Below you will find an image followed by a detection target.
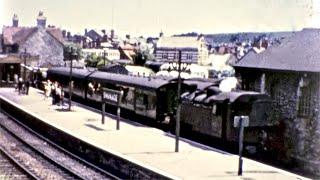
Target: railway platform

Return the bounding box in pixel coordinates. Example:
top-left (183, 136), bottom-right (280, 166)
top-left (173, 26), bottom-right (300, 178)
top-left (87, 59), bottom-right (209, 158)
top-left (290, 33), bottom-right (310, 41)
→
top-left (0, 87), bottom-right (310, 180)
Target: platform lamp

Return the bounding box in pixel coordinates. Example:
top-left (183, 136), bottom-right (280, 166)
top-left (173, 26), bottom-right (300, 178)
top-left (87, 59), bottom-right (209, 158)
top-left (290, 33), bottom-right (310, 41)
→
top-left (68, 47), bottom-right (77, 111)
top-left (19, 48), bottom-right (31, 82)
top-left (173, 49), bottom-right (187, 153)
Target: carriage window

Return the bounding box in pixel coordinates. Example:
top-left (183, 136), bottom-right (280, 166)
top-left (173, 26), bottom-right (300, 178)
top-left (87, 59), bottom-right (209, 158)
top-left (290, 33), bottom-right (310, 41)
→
top-left (135, 91), bottom-right (146, 109)
top-left (147, 95), bottom-right (156, 110)
top-left (298, 86), bottom-right (312, 118)
top-left (122, 88), bottom-right (134, 105)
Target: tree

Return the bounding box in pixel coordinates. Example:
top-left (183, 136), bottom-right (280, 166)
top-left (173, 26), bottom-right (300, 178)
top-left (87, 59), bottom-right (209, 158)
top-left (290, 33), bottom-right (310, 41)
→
top-left (63, 42), bottom-right (82, 61)
top-left (133, 50), bottom-right (147, 66)
top-left (84, 53), bottom-right (98, 67)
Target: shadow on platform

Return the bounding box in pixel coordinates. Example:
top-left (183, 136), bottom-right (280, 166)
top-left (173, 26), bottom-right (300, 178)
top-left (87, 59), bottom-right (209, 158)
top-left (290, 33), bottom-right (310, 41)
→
top-left (124, 151), bottom-right (179, 155)
top-left (84, 123), bottom-right (106, 131)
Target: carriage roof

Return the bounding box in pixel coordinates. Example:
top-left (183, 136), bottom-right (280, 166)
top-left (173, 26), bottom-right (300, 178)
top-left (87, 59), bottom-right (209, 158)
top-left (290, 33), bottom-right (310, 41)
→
top-left (88, 71), bottom-right (175, 91)
top-left (48, 67), bottom-right (93, 79)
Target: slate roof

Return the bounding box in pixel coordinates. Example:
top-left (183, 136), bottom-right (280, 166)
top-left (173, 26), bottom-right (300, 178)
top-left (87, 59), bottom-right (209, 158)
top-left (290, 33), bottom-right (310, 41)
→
top-left (48, 67), bottom-right (93, 79)
top-left (157, 36), bottom-right (201, 49)
top-left (232, 29), bottom-right (320, 73)
top-left (88, 71), bottom-right (172, 91)
top-left (2, 26), bottom-right (64, 45)
top-left (204, 31), bottom-right (293, 45)
top-left (98, 64), bottom-right (129, 75)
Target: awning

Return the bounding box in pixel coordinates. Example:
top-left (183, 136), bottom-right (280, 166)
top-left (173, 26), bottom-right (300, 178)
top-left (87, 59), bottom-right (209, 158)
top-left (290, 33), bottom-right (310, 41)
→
top-left (0, 55), bottom-right (22, 63)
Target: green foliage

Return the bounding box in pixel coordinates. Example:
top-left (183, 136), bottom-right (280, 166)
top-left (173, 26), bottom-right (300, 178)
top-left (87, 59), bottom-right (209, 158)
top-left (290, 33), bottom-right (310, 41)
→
top-left (85, 53), bottom-right (111, 68)
top-left (63, 42), bottom-right (82, 61)
top-left (85, 53), bottom-right (98, 67)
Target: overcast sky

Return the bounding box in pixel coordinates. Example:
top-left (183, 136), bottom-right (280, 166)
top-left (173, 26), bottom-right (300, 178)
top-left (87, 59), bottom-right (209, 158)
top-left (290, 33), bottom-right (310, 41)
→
top-left (1, 0), bottom-right (318, 37)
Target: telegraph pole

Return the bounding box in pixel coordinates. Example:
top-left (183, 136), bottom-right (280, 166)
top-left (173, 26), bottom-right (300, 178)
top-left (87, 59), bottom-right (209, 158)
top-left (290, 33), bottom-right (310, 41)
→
top-left (175, 50), bottom-right (182, 152)
top-left (68, 47), bottom-right (74, 111)
top-left (20, 48), bottom-right (30, 82)
top-left (103, 50), bottom-right (106, 66)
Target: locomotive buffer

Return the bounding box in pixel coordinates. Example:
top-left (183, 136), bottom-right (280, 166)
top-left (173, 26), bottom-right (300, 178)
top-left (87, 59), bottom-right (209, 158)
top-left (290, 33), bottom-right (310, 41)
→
top-left (234, 116), bottom-right (249, 176)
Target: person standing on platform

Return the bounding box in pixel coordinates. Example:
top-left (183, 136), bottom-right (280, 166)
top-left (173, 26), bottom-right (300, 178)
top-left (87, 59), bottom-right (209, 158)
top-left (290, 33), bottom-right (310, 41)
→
top-left (60, 88), bottom-right (65, 107)
top-left (25, 80), bottom-right (30, 95)
top-left (51, 81), bottom-right (56, 105)
top-left (45, 80), bottom-right (52, 99)
top-left (14, 74), bottom-right (18, 91)
top-left (55, 84), bottom-right (61, 106)
top-left (18, 77), bottom-right (23, 95)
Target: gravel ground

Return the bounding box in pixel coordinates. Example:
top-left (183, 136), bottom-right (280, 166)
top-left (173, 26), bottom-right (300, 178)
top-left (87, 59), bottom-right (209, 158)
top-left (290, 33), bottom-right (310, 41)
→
top-left (0, 113), bottom-right (114, 180)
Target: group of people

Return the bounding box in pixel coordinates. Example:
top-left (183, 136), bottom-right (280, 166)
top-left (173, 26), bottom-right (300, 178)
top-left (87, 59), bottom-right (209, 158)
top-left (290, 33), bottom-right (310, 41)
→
top-left (44, 80), bottom-right (64, 106)
top-left (88, 82), bottom-right (101, 97)
top-left (14, 74), bottom-right (30, 95)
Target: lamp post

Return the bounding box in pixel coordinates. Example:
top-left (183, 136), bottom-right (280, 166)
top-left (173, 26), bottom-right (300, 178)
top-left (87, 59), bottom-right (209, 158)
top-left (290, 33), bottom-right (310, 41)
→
top-left (103, 49), bottom-right (106, 67)
top-left (68, 47), bottom-right (76, 111)
top-left (175, 50), bottom-right (182, 152)
top-left (20, 48), bottom-right (31, 82)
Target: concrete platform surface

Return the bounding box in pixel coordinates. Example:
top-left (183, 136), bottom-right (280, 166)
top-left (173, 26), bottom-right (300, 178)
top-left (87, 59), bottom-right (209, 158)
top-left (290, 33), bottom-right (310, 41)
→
top-left (0, 88), bottom-right (310, 180)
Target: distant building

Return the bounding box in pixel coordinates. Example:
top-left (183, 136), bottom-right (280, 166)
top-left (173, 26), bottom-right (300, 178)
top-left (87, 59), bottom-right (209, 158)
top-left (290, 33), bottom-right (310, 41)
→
top-left (1, 12), bottom-right (64, 68)
top-left (232, 28), bottom-right (320, 176)
top-left (118, 42), bottom-right (136, 61)
top-left (155, 35), bottom-right (209, 65)
top-left (80, 29), bottom-right (119, 49)
top-left (82, 48), bottom-right (120, 61)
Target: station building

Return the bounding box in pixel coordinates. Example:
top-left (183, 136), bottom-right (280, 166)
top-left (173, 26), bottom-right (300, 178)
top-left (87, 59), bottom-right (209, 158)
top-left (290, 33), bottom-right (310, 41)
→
top-left (232, 28), bottom-right (320, 175)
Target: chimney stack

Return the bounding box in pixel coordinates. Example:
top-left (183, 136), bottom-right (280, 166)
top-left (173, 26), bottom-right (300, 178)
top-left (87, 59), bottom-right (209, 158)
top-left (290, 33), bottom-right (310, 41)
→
top-left (12, 14), bottom-right (19, 27)
top-left (36, 11), bottom-right (46, 28)
top-left (111, 29), bottom-right (115, 39)
top-left (67, 31), bottom-right (71, 40)
top-left (159, 31), bottom-right (164, 37)
top-left (62, 30), bottom-right (66, 38)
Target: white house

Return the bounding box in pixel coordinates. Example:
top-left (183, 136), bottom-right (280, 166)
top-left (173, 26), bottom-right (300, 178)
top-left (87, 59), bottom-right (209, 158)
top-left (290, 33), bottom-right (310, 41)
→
top-left (82, 48), bottom-right (120, 61)
top-left (155, 35), bottom-right (209, 65)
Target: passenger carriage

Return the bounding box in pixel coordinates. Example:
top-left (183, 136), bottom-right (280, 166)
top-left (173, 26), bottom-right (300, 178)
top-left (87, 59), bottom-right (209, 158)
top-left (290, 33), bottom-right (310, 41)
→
top-left (47, 67), bottom-right (191, 123)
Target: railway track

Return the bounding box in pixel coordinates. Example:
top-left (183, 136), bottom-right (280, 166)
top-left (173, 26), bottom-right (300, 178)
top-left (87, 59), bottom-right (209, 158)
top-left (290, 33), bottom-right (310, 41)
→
top-left (0, 146), bottom-right (36, 180)
top-left (0, 111), bottom-right (122, 180)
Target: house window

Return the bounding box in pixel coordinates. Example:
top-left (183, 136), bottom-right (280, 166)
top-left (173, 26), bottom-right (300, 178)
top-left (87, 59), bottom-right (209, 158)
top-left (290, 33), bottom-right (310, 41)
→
top-left (298, 86), bottom-right (312, 118)
top-left (162, 53), bottom-right (168, 59)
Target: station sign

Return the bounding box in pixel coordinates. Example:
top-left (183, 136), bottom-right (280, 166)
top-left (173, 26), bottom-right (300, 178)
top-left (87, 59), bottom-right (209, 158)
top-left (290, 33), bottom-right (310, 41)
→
top-left (103, 91), bottom-right (118, 103)
top-left (102, 88), bottom-right (123, 106)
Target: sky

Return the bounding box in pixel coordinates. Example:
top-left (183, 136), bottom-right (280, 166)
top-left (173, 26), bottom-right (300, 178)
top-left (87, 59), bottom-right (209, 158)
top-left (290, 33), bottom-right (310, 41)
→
top-left (0, 0), bottom-right (318, 37)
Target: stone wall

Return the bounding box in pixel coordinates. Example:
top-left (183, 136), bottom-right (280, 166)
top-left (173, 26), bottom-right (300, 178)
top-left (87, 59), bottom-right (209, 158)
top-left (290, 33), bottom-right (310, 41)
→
top-left (239, 70), bottom-right (320, 175)
top-left (19, 28), bottom-right (64, 67)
